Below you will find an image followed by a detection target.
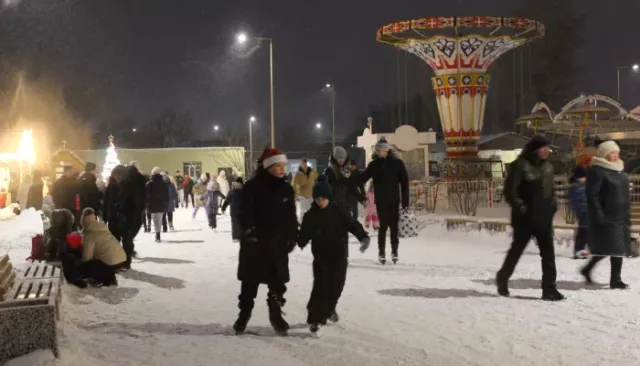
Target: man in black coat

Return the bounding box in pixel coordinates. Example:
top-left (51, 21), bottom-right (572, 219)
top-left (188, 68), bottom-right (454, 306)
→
top-left (323, 146), bottom-right (364, 212)
top-left (52, 165), bottom-right (79, 214)
top-left (360, 138), bottom-right (409, 265)
top-left (234, 148), bottom-right (298, 336)
top-left (146, 167), bottom-right (169, 243)
top-left (79, 162), bottom-right (103, 217)
top-left (496, 135), bottom-right (564, 301)
top-left (298, 176), bottom-right (369, 335)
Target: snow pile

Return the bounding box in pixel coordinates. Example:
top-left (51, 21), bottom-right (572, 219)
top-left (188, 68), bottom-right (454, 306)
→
top-left (0, 208), bottom-right (43, 258)
top-left (0, 204), bottom-right (21, 221)
top-left (3, 350), bottom-right (57, 366)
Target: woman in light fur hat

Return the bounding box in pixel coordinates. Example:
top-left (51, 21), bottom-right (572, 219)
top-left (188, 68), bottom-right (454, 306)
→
top-left (581, 140), bottom-right (631, 289)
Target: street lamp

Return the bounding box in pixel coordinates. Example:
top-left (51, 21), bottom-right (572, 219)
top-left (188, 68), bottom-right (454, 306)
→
top-left (213, 125), bottom-right (219, 131)
top-left (132, 128), bottom-right (137, 132)
top-left (617, 63), bottom-right (639, 101)
top-left (325, 83), bottom-right (336, 148)
top-left (236, 32), bottom-right (275, 148)
top-left (249, 116), bottom-right (256, 166)
top-left (315, 122), bottom-right (322, 129)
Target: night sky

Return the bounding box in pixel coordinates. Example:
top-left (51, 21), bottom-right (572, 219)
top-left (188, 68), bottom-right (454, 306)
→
top-left (0, 0), bottom-right (639, 146)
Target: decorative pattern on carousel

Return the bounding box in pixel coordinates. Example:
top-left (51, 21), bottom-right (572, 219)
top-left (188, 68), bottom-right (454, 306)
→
top-left (432, 74), bottom-right (489, 157)
top-left (376, 16), bottom-right (544, 158)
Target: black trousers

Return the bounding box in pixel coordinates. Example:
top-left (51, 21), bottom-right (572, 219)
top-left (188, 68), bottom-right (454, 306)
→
top-left (162, 212), bottom-right (174, 231)
top-left (231, 216), bottom-right (242, 240)
top-left (307, 260), bottom-right (348, 324)
top-left (184, 191), bottom-right (195, 208)
top-left (78, 260), bottom-right (125, 286)
top-left (574, 227), bottom-right (588, 254)
top-left (108, 222), bottom-right (122, 243)
top-left (583, 256), bottom-right (623, 283)
top-left (377, 204), bottom-right (399, 256)
top-left (208, 213), bottom-right (217, 229)
top-left (350, 199), bottom-right (359, 219)
top-left (498, 221), bottom-right (557, 289)
top-left (238, 280), bottom-right (287, 312)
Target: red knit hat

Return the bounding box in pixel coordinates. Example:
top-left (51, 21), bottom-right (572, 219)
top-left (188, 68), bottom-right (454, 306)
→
top-left (258, 147), bottom-right (287, 168)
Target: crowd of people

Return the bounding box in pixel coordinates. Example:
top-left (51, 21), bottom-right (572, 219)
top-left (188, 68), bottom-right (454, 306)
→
top-left (18, 136), bottom-right (412, 336)
top-left (497, 136), bottom-right (632, 302)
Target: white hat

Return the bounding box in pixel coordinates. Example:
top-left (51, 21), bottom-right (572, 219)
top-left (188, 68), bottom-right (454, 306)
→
top-left (597, 141), bottom-right (620, 158)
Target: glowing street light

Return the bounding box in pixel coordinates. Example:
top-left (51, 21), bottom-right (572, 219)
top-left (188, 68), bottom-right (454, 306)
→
top-left (249, 116), bottom-right (257, 165)
top-left (213, 125), bottom-right (219, 131)
top-left (132, 128), bottom-right (137, 132)
top-left (617, 63), bottom-right (640, 101)
top-left (236, 32), bottom-right (248, 44)
top-left (316, 122), bottom-right (322, 129)
top-left (235, 31), bottom-right (275, 148)
top-left (250, 116), bottom-right (256, 123)
top-left (324, 83), bottom-right (336, 148)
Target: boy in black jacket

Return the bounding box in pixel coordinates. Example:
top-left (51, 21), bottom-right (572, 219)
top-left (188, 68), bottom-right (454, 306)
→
top-left (298, 176), bottom-right (370, 336)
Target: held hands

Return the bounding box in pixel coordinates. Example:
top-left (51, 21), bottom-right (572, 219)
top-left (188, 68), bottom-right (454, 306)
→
top-left (287, 240), bottom-right (297, 253)
top-left (359, 237), bottom-right (371, 253)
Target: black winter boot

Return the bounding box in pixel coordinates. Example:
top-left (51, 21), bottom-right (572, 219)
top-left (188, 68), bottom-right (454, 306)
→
top-left (541, 287), bottom-right (565, 301)
top-left (233, 309), bottom-right (252, 334)
top-left (496, 272), bottom-right (510, 297)
top-left (155, 233), bottom-right (161, 243)
top-left (267, 295), bottom-right (289, 335)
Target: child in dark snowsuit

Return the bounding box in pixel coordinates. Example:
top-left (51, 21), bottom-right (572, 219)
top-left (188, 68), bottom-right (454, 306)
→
top-left (297, 176), bottom-right (370, 336)
top-left (221, 177), bottom-right (243, 241)
top-left (568, 165), bottom-right (589, 259)
top-left (206, 181), bottom-right (226, 230)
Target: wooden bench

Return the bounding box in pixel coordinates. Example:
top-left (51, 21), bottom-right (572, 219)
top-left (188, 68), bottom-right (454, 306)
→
top-left (0, 256), bottom-right (62, 363)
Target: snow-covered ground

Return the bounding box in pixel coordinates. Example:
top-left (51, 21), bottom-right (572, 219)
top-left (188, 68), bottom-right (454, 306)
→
top-left (2, 209), bottom-right (640, 366)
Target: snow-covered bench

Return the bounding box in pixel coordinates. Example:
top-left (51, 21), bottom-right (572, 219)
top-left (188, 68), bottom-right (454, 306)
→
top-left (0, 257), bottom-right (62, 363)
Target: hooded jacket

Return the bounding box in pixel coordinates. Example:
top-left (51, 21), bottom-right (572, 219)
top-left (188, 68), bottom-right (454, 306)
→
top-left (323, 155), bottom-right (364, 208)
top-left (293, 166), bottom-right (319, 199)
top-left (503, 140), bottom-right (557, 227)
top-left (81, 221), bottom-right (127, 265)
top-left (145, 174), bottom-right (169, 213)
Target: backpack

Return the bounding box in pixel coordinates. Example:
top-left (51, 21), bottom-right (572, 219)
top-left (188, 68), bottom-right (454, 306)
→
top-left (26, 234), bottom-right (45, 262)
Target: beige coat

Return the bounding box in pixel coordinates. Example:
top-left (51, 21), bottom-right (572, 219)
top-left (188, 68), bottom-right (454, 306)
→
top-left (292, 167), bottom-right (318, 198)
top-left (81, 222), bottom-right (127, 265)
top-left (193, 180), bottom-right (208, 208)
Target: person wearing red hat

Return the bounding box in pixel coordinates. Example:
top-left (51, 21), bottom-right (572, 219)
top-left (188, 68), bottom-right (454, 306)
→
top-left (234, 147), bottom-right (298, 335)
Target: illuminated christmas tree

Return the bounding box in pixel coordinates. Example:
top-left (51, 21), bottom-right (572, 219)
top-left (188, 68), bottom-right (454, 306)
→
top-left (101, 135), bottom-right (121, 180)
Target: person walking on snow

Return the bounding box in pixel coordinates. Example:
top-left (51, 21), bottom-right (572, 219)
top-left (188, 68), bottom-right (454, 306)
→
top-left (206, 181), bottom-right (226, 231)
top-left (79, 162), bottom-right (103, 218)
top-left (221, 177), bottom-right (244, 241)
top-left (182, 175), bottom-right (195, 208)
top-left (496, 135), bottom-right (564, 301)
top-left (161, 172), bottom-right (179, 232)
top-left (292, 158), bottom-right (318, 222)
top-left (580, 141), bottom-right (631, 289)
top-left (297, 176), bottom-right (370, 336)
top-left (567, 165), bottom-right (589, 259)
top-left (234, 147), bottom-right (298, 336)
top-left (359, 138), bottom-right (409, 265)
top-left (146, 167), bottom-right (169, 242)
top-left (191, 174), bottom-right (208, 218)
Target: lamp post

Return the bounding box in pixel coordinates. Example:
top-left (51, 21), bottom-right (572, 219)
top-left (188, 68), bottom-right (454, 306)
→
top-left (325, 83), bottom-right (336, 148)
top-left (617, 63), bottom-right (639, 102)
top-left (315, 122), bottom-right (322, 130)
top-left (237, 32), bottom-right (275, 148)
top-left (249, 116), bottom-right (256, 165)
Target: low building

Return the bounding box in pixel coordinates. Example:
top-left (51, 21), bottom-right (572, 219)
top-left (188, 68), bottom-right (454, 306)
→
top-left (72, 146), bottom-right (246, 179)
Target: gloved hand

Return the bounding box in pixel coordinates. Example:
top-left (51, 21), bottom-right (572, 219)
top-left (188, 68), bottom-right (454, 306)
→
top-left (243, 228), bottom-right (258, 244)
top-left (359, 237), bottom-right (370, 253)
top-left (287, 240), bottom-right (297, 253)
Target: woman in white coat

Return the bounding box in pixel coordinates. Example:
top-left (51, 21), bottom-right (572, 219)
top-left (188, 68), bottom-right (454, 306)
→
top-left (216, 170), bottom-right (230, 214)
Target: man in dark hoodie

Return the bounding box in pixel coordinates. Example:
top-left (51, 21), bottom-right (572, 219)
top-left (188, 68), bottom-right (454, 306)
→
top-left (360, 138), bottom-right (409, 265)
top-left (496, 135), bottom-right (564, 301)
top-left (323, 146), bottom-right (364, 213)
top-left (79, 162), bottom-right (103, 218)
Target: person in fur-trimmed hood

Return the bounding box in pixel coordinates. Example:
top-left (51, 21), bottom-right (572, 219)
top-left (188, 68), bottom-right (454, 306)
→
top-left (580, 140), bottom-right (631, 289)
top-left (298, 175), bottom-right (370, 336)
top-left (359, 137), bottom-right (409, 265)
top-left (496, 135), bottom-right (563, 301)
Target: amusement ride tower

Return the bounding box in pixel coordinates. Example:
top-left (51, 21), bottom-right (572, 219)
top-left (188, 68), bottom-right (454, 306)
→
top-left (377, 16), bottom-right (545, 173)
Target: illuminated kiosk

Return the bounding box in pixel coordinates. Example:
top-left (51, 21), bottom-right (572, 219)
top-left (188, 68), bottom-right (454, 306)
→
top-left (376, 16), bottom-right (545, 178)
